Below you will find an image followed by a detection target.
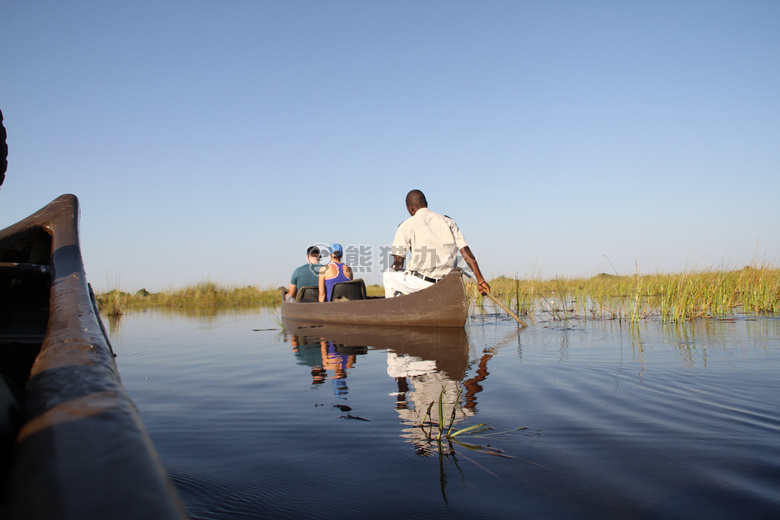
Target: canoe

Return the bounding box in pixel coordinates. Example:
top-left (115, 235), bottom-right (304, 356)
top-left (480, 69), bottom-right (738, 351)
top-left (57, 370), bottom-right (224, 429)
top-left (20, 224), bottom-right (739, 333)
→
top-left (0, 195), bottom-right (187, 519)
top-left (281, 268), bottom-right (469, 327)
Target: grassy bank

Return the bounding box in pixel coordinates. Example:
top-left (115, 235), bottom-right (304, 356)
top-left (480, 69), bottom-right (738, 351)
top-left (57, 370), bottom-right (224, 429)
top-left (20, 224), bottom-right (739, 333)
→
top-left (95, 281), bottom-right (385, 317)
top-left (482, 265), bottom-right (780, 322)
top-left (96, 282), bottom-right (277, 317)
top-left (96, 266), bottom-right (780, 322)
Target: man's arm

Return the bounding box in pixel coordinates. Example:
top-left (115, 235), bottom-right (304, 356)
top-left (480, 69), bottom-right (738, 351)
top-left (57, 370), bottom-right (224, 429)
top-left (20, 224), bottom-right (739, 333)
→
top-left (287, 283), bottom-right (298, 300)
top-left (391, 255), bottom-right (405, 271)
top-left (390, 221), bottom-right (410, 272)
top-left (459, 246), bottom-right (490, 294)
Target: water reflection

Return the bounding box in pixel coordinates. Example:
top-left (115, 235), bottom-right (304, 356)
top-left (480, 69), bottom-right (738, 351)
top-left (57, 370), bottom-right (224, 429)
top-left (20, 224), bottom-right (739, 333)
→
top-left (105, 306), bottom-right (278, 336)
top-left (282, 321), bottom-right (493, 448)
top-left (387, 338), bottom-right (492, 457)
top-left (287, 330), bottom-right (364, 399)
top-left (107, 309), bottom-right (780, 518)
top-left (282, 320), bottom-right (507, 501)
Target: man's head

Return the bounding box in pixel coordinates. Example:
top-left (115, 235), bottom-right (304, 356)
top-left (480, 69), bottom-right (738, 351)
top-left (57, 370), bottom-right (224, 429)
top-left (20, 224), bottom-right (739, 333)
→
top-left (405, 189), bottom-right (428, 216)
top-left (306, 246), bottom-right (321, 263)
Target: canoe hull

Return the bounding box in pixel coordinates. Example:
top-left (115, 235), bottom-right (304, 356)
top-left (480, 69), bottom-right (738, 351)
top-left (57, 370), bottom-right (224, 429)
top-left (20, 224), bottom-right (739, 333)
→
top-left (0, 195), bottom-right (187, 519)
top-left (281, 269), bottom-right (469, 327)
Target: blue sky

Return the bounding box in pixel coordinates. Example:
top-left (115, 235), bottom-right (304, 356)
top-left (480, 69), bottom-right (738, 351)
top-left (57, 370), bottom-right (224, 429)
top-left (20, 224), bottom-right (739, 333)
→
top-left (2, 1), bottom-right (778, 292)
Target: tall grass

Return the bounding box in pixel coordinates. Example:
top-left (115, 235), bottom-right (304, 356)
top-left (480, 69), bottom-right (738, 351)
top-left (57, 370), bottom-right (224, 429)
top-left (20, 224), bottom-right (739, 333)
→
top-left (96, 281), bottom-right (281, 315)
top-left (98, 266), bottom-right (779, 322)
top-left (96, 281), bottom-right (385, 315)
top-left (484, 265), bottom-right (780, 322)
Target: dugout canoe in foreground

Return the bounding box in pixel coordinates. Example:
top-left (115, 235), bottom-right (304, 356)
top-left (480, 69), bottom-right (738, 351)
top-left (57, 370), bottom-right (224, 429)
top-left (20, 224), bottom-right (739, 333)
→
top-left (0, 194), bottom-right (187, 519)
top-left (280, 268), bottom-right (469, 328)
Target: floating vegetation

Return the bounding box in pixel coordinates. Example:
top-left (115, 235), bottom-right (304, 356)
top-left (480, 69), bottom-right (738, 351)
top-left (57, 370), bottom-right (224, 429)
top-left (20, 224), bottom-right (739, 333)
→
top-left (333, 404), bottom-right (370, 421)
top-left (414, 385), bottom-right (544, 505)
top-left (417, 385), bottom-right (527, 459)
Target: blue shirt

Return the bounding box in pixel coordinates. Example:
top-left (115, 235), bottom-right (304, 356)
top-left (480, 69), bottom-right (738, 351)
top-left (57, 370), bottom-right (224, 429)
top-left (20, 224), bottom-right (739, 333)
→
top-left (290, 262), bottom-right (323, 288)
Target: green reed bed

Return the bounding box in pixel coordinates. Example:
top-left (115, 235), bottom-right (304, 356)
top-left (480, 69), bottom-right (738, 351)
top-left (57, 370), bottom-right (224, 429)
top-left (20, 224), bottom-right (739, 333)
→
top-left (483, 265), bottom-right (780, 323)
top-left (96, 282), bottom-right (281, 316)
top-left (98, 267), bottom-right (778, 322)
top-left (468, 275), bottom-right (538, 319)
top-left (96, 281), bottom-right (386, 316)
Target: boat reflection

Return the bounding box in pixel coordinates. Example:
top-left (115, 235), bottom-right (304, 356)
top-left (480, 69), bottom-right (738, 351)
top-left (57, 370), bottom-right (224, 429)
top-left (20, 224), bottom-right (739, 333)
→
top-left (285, 322), bottom-right (368, 400)
top-left (282, 320), bottom-right (493, 454)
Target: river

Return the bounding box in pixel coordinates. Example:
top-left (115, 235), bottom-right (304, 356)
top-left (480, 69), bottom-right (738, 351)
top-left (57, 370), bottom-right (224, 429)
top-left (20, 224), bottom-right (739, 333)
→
top-left (106, 307), bottom-right (780, 519)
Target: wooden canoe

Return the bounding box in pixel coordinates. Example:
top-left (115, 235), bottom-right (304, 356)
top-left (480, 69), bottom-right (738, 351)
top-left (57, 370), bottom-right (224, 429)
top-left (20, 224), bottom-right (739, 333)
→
top-left (0, 195), bottom-right (187, 519)
top-left (281, 268), bottom-right (469, 327)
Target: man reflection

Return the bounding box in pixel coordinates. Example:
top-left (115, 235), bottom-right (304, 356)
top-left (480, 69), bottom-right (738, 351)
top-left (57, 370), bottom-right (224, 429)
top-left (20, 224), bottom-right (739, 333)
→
top-left (388, 349), bottom-right (494, 453)
top-left (463, 350), bottom-right (494, 411)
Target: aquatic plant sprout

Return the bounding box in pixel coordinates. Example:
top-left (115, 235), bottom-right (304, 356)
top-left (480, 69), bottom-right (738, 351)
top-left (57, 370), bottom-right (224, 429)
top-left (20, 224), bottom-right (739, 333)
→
top-left (416, 385), bottom-right (526, 459)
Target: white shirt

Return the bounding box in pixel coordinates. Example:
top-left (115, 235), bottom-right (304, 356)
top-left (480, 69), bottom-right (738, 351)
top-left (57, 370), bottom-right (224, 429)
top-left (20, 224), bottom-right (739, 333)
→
top-left (390, 207), bottom-right (468, 279)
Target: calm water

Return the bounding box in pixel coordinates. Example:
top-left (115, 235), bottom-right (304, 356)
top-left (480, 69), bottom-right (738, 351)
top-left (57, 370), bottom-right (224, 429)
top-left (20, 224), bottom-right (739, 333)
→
top-left (106, 308), bottom-right (780, 519)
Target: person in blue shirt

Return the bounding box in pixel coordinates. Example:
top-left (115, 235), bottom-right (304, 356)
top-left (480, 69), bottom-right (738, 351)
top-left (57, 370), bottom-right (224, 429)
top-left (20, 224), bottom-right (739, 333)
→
top-left (319, 243), bottom-right (354, 302)
top-left (286, 246), bottom-right (325, 301)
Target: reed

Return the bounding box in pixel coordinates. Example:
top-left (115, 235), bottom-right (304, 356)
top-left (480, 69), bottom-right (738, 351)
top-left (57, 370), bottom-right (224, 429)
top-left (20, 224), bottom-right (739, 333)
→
top-left (487, 264), bottom-right (780, 322)
top-left (417, 385), bottom-right (521, 458)
top-left (96, 282), bottom-right (281, 312)
top-left (96, 281), bottom-right (385, 313)
top-left (96, 265), bottom-right (779, 321)
top-left (100, 289), bottom-right (127, 317)
top-left (366, 284), bottom-right (384, 297)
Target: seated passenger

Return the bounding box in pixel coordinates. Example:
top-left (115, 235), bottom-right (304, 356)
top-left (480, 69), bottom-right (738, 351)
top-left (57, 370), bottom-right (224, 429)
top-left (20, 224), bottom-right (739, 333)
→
top-left (287, 246), bottom-right (325, 302)
top-left (319, 243), bottom-right (353, 302)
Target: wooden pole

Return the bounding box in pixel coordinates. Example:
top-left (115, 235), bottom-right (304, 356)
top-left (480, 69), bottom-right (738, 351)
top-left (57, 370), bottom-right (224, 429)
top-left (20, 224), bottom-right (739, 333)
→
top-left (484, 291), bottom-right (528, 327)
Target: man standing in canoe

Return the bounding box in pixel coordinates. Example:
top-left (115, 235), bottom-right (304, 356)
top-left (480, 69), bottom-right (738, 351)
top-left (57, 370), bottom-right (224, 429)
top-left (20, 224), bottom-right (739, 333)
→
top-left (383, 189), bottom-right (491, 298)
